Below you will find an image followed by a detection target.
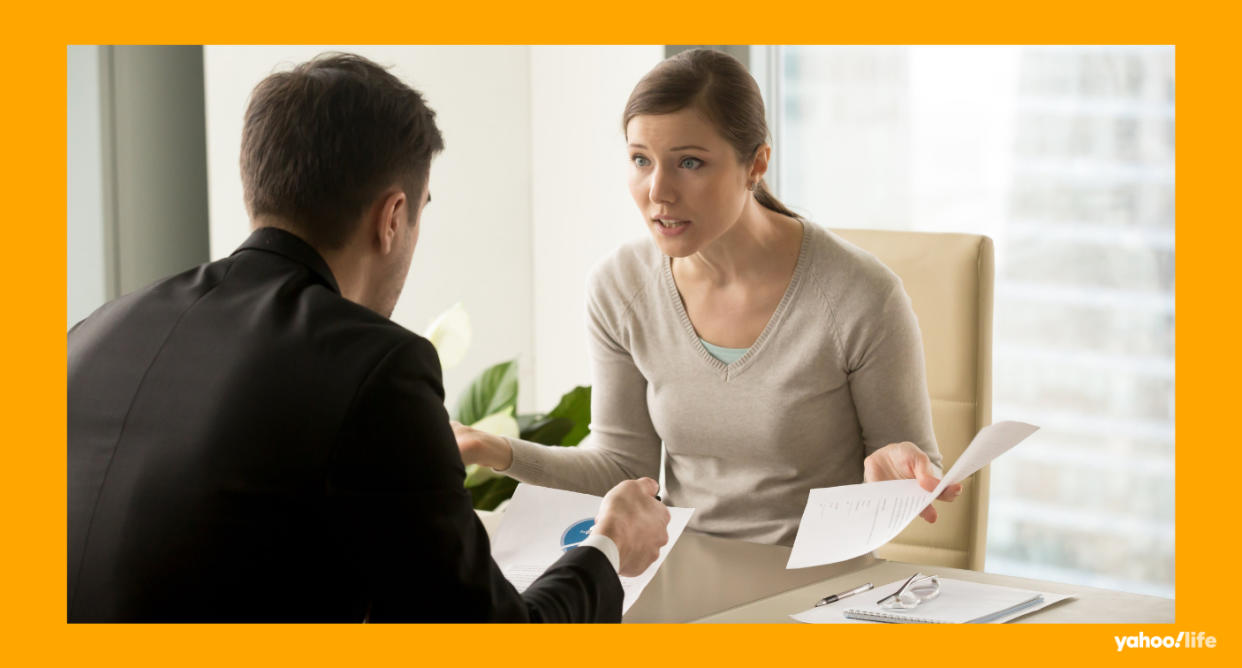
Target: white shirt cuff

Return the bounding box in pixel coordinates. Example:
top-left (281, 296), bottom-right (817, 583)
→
top-left (577, 533), bottom-right (621, 573)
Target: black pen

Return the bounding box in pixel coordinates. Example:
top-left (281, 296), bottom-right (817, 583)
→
top-left (814, 582), bottom-right (873, 607)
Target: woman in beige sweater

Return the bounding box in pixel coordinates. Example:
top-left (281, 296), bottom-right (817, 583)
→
top-left (454, 49), bottom-right (960, 546)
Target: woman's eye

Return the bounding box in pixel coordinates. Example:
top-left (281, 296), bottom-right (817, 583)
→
top-left (632, 155), bottom-right (650, 167)
top-left (680, 157), bottom-right (703, 169)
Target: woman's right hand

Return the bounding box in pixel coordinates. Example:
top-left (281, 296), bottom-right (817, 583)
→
top-left (450, 421), bottom-right (514, 471)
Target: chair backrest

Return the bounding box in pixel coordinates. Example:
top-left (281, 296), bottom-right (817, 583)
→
top-left (831, 228), bottom-right (994, 571)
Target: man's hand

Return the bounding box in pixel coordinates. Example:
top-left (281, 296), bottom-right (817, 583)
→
top-left (593, 478), bottom-right (670, 577)
top-left (863, 442), bottom-right (962, 523)
top-left (451, 421), bottom-right (513, 471)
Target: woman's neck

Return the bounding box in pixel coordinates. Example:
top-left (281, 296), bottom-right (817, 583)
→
top-left (679, 201), bottom-right (801, 287)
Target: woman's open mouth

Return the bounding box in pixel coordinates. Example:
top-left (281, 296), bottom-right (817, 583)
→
top-left (653, 217), bottom-right (691, 236)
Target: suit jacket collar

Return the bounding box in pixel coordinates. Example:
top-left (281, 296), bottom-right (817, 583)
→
top-left (233, 227), bottom-right (341, 294)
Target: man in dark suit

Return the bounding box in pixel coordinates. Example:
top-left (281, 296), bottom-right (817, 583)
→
top-left (67, 53), bottom-right (670, 622)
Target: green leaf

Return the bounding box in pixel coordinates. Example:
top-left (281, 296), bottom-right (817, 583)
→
top-left (455, 359), bottom-right (518, 425)
top-left (459, 379), bottom-right (590, 511)
top-left (545, 385), bottom-right (592, 446)
top-left (469, 476), bottom-right (519, 511)
top-left (516, 412), bottom-right (544, 433)
top-left (519, 416), bottom-right (575, 445)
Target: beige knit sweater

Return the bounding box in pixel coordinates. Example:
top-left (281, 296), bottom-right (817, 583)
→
top-left (506, 221), bottom-right (940, 546)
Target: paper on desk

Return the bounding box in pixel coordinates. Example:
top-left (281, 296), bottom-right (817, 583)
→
top-left (789, 577), bottom-right (1073, 623)
top-left (490, 483), bottom-right (694, 613)
top-left (787, 421), bottom-right (1038, 569)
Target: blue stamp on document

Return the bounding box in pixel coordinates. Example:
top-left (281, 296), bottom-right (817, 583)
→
top-left (560, 518), bottom-right (595, 552)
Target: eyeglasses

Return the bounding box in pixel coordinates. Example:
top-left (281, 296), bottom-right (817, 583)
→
top-left (876, 573), bottom-right (941, 609)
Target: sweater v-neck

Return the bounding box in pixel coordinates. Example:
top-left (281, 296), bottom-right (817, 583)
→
top-left (661, 219), bottom-right (812, 379)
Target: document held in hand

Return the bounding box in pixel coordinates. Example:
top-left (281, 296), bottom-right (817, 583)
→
top-left (787, 421), bottom-right (1039, 569)
top-left (490, 483), bottom-right (695, 613)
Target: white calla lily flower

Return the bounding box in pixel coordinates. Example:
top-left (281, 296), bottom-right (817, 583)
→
top-left (463, 407), bottom-right (520, 487)
top-left (464, 463), bottom-right (498, 487)
top-left (424, 302), bottom-right (471, 370)
top-left (470, 407), bottom-right (520, 438)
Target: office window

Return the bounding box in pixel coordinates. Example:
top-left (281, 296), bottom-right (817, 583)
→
top-left (767, 46), bottom-right (1174, 596)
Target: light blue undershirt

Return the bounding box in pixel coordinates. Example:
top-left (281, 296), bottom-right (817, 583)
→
top-left (699, 338), bottom-right (749, 365)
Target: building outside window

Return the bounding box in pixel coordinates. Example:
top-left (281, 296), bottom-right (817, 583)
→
top-left (766, 45), bottom-right (1174, 597)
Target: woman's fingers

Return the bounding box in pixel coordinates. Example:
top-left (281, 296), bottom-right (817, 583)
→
top-left (937, 482), bottom-right (963, 501)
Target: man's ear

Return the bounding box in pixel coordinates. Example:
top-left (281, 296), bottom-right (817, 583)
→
top-left (373, 189), bottom-right (407, 255)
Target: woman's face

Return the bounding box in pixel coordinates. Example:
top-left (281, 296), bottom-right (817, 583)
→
top-left (626, 108), bottom-right (755, 258)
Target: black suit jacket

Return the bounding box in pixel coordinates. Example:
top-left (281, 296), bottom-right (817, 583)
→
top-left (67, 227), bottom-right (621, 622)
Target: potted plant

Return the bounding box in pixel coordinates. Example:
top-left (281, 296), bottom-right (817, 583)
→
top-left (424, 303), bottom-right (590, 510)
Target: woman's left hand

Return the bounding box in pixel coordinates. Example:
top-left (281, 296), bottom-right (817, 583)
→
top-left (863, 442), bottom-right (962, 523)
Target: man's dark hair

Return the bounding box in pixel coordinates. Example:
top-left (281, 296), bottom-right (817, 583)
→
top-left (241, 52), bottom-right (444, 249)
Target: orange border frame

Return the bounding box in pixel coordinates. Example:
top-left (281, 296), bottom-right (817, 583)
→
top-left (6, 1), bottom-right (1232, 665)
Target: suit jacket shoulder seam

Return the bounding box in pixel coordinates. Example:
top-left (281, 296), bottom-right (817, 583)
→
top-left (69, 259), bottom-right (238, 613)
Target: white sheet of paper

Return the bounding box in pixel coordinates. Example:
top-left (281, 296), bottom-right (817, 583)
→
top-left (787, 421), bottom-right (1038, 569)
top-left (490, 483), bottom-right (694, 614)
top-left (789, 577), bottom-right (1073, 623)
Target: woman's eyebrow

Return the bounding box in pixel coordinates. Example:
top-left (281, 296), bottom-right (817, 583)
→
top-left (627, 143), bottom-right (712, 152)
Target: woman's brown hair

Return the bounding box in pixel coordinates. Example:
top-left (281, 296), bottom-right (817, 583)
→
top-left (622, 48), bottom-right (801, 220)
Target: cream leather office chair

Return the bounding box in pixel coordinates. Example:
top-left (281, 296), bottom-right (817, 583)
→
top-left (832, 228), bottom-right (994, 571)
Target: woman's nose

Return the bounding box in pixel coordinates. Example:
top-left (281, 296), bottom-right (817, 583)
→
top-left (649, 166), bottom-right (675, 204)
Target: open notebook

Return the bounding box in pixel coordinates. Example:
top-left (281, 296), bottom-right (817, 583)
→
top-left (843, 578), bottom-right (1044, 624)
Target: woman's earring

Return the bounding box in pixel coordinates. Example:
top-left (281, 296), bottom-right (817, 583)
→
top-left (748, 181), bottom-right (757, 191)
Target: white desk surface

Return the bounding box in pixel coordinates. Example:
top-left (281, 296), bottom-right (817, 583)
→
top-left (692, 555), bottom-right (1173, 623)
top-left (476, 510), bottom-right (1173, 623)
